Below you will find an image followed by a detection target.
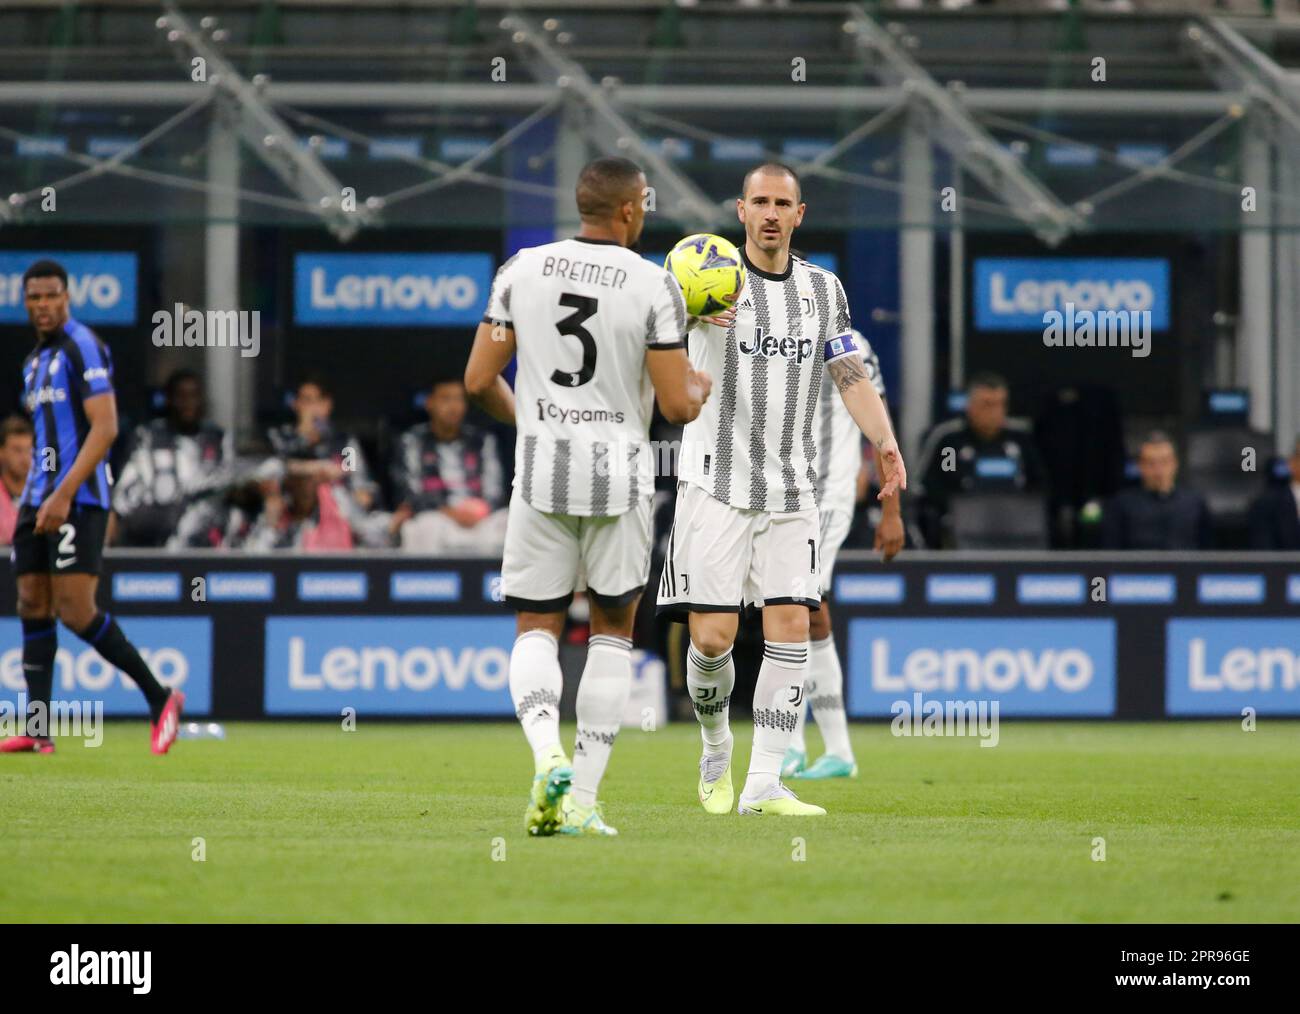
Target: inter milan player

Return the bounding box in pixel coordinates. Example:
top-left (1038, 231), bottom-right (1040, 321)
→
top-left (1, 260), bottom-right (184, 755)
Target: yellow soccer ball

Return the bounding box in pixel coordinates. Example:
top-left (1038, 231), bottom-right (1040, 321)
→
top-left (665, 233), bottom-right (746, 317)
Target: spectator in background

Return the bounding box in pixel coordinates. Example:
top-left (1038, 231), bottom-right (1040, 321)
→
top-left (243, 466), bottom-right (393, 551)
top-left (166, 459), bottom-right (279, 550)
top-left (1247, 438), bottom-right (1300, 550)
top-left (1101, 432), bottom-right (1212, 550)
top-left (915, 371), bottom-right (1047, 547)
top-left (390, 378), bottom-right (508, 555)
top-left (110, 369), bottom-right (225, 547)
top-left (0, 415), bottom-right (34, 545)
top-left (268, 374), bottom-right (378, 511)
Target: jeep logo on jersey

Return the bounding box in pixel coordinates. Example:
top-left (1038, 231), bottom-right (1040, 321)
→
top-left (738, 327), bottom-right (814, 364)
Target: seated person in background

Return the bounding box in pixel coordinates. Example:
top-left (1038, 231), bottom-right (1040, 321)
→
top-left (167, 459), bottom-right (278, 550)
top-left (1247, 438), bottom-right (1300, 549)
top-left (1101, 431), bottom-right (1212, 550)
top-left (242, 466), bottom-right (393, 551)
top-left (268, 374), bottom-right (378, 511)
top-left (915, 371), bottom-right (1046, 546)
top-left (110, 369), bottom-right (225, 547)
top-left (0, 415), bottom-right (34, 546)
top-left (390, 377), bottom-right (508, 555)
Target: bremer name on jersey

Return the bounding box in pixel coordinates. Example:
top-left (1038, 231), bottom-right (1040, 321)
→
top-left (484, 236), bottom-right (688, 517)
top-left (679, 250), bottom-right (862, 513)
top-left (21, 317), bottom-right (115, 510)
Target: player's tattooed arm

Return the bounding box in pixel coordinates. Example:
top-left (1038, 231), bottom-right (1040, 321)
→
top-left (831, 357), bottom-right (907, 497)
top-left (827, 354), bottom-right (868, 395)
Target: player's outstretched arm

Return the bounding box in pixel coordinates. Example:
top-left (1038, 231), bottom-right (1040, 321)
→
top-left (34, 392), bottom-right (117, 534)
top-left (464, 320), bottom-right (517, 425)
top-left (646, 347), bottom-right (711, 425)
top-left (828, 355), bottom-right (906, 500)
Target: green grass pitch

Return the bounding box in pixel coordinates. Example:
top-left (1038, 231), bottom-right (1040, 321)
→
top-left (2, 720), bottom-right (1297, 922)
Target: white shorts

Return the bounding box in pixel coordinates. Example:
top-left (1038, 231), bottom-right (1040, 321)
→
top-left (818, 506), bottom-right (854, 596)
top-left (656, 481), bottom-right (821, 618)
top-left (501, 490), bottom-right (653, 612)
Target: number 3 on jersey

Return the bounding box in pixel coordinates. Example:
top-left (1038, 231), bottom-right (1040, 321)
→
top-left (551, 293), bottom-right (598, 388)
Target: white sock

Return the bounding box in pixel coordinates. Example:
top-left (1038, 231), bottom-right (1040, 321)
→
top-left (745, 641), bottom-right (809, 798)
top-left (790, 680), bottom-right (811, 756)
top-left (687, 642), bottom-right (734, 755)
top-left (509, 629), bottom-right (563, 770)
top-left (809, 636), bottom-right (855, 763)
top-left (571, 634), bottom-right (633, 808)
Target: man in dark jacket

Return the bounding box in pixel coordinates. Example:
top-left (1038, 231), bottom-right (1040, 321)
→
top-left (1101, 431), bottom-right (1212, 550)
top-left (1247, 439), bottom-right (1300, 550)
top-left (915, 371), bottom-right (1047, 547)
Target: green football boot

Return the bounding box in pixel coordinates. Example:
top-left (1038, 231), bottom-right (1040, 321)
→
top-left (558, 797), bottom-right (618, 837)
top-left (737, 783), bottom-right (826, 816)
top-left (791, 754), bottom-right (859, 780)
top-left (524, 752), bottom-right (574, 837)
top-left (698, 734), bottom-right (734, 815)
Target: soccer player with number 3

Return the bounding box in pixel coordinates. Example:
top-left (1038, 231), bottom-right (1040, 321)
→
top-left (465, 157), bottom-right (711, 837)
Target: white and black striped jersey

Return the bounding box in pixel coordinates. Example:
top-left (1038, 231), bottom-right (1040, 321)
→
top-left (484, 236), bottom-right (688, 517)
top-left (678, 249), bottom-right (863, 513)
top-left (815, 328), bottom-right (886, 517)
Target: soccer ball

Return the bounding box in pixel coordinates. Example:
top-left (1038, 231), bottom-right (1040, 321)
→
top-left (665, 233), bottom-right (746, 317)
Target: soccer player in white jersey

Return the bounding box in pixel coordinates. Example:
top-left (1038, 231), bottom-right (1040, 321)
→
top-left (783, 327), bottom-right (905, 780)
top-left (465, 156), bottom-right (711, 837)
top-left (657, 162), bottom-right (906, 816)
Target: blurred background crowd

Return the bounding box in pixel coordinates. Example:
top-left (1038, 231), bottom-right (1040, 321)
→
top-left (2, 362), bottom-right (1294, 556)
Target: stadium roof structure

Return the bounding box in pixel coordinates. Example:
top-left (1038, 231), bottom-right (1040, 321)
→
top-left (1, 1), bottom-right (1299, 446)
top-left (0, 1), bottom-right (1294, 235)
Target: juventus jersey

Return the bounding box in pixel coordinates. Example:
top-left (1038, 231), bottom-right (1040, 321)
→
top-left (815, 328), bottom-right (886, 517)
top-left (484, 236), bottom-right (688, 517)
top-left (678, 250), bottom-right (862, 513)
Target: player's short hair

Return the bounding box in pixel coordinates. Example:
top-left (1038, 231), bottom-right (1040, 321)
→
top-left (967, 371), bottom-right (1008, 394)
top-left (295, 373), bottom-right (332, 399)
top-left (742, 162), bottom-right (802, 202)
top-left (0, 414), bottom-right (34, 446)
top-left (575, 156), bottom-right (644, 221)
top-left (1140, 429), bottom-right (1175, 451)
top-left (165, 367), bottom-right (202, 399)
top-left (22, 259), bottom-right (68, 292)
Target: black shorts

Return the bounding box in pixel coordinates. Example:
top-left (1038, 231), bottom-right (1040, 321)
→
top-left (10, 504), bottom-right (109, 576)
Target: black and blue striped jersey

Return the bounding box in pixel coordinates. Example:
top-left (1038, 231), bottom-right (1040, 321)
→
top-left (20, 317), bottom-right (115, 510)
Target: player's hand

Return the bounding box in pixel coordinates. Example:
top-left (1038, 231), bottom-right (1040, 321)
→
top-left (694, 369), bottom-right (713, 404)
top-left (874, 511), bottom-right (905, 563)
top-left (698, 306), bottom-right (737, 329)
top-left (34, 490), bottom-right (71, 534)
top-left (875, 439), bottom-right (907, 499)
